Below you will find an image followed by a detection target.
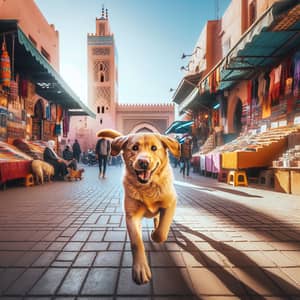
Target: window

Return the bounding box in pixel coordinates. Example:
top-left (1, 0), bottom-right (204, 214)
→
top-left (100, 118), bottom-right (103, 125)
top-left (100, 73), bottom-right (105, 82)
top-left (41, 47), bottom-right (50, 61)
top-left (97, 106), bottom-right (100, 114)
top-left (101, 106), bottom-right (105, 114)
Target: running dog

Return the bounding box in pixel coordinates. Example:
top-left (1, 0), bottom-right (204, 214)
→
top-left (97, 129), bottom-right (180, 285)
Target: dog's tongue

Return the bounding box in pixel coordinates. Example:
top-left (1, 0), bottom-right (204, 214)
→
top-left (138, 170), bottom-right (151, 181)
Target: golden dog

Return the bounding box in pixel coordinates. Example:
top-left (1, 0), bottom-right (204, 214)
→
top-left (31, 159), bottom-right (54, 184)
top-left (97, 129), bottom-right (180, 284)
top-left (66, 168), bottom-right (84, 181)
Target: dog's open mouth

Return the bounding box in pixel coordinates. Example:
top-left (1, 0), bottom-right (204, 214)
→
top-left (135, 163), bottom-right (159, 184)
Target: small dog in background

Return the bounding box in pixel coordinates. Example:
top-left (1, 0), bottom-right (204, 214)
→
top-left (31, 160), bottom-right (54, 184)
top-left (97, 129), bottom-right (180, 285)
top-left (66, 168), bottom-right (84, 180)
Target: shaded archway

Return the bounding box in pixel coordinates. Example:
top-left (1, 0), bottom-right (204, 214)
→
top-left (233, 98), bottom-right (243, 135)
top-left (130, 122), bottom-right (159, 134)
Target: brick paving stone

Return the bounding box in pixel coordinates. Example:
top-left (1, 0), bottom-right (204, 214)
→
top-left (93, 251), bottom-right (122, 267)
top-left (0, 268), bottom-right (26, 294)
top-left (73, 252), bottom-right (96, 267)
top-left (29, 268), bottom-right (68, 295)
top-left (108, 242), bottom-right (124, 251)
top-left (57, 268), bottom-right (89, 295)
top-left (152, 268), bottom-right (193, 295)
top-left (150, 251), bottom-right (185, 267)
top-left (71, 231), bottom-right (90, 242)
top-left (88, 231), bottom-right (105, 242)
top-left (32, 251), bottom-right (58, 267)
top-left (47, 242), bottom-right (67, 251)
top-left (117, 268), bottom-right (151, 295)
top-left (82, 242), bottom-right (109, 251)
top-left (5, 268), bottom-right (45, 295)
top-left (14, 251), bottom-right (43, 267)
top-left (63, 242), bottom-right (84, 251)
top-left (56, 251), bottom-right (78, 261)
top-left (104, 231), bottom-right (126, 242)
top-left (0, 251), bottom-right (24, 266)
top-left (81, 268), bottom-right (118, 295)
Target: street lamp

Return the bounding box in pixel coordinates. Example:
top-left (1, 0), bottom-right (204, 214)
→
top-left (181, 46), bottom-right (201, 59)
top-left (180, 66), bottom-right (189, 71)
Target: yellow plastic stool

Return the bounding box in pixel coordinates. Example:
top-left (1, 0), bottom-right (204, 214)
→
top-left (227, 170), bottom-right (248, 187)
top-left (24, 173), bottom-right (34, 187)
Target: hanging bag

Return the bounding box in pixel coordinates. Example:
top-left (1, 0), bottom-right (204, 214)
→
top-left (0, 36), bottom-right (11, 89)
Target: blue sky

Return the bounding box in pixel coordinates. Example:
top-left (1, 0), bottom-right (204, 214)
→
top-left (35, 0), bottom-right (231, 104)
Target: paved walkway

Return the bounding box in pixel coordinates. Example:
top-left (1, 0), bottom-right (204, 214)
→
top-left (0, 164), bottom-right (300, 299)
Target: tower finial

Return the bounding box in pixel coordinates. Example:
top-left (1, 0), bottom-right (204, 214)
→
top-left (106, 8), bottom-right (108, 19)
top-left (101, 5), bottom-right (104, 18)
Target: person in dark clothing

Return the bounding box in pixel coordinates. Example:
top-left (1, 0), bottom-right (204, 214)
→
top-left (43, 140), bottom-right (68, 180)
top-left (95, 137), bottom-right (111, 178)
top-left (72, 139), bottom-right (82, 163)
top-left (180, 137), bottom-right (192, 177)
top-left (62, 145), bottom-right (77, 170)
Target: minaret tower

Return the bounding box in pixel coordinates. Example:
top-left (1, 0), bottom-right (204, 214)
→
top-left (87, 5), bottom-right (118, 133)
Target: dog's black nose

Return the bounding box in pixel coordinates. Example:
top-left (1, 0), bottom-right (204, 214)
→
top-left (138, 159), bottom-right (149, 170)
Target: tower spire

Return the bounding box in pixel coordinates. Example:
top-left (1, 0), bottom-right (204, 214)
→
top-left (101, 5), bottom-right (104, 18)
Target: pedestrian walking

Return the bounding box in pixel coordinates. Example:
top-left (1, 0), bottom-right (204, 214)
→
top-left (72, 139), bottom-right (82, 163)
top-left (180, 137), bottom-right (192, 177)
top-left (95, 137), bottom-right (111, 178)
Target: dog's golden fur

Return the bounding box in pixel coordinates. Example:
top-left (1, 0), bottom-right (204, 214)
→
top-left (66, 168), bottom-right (84, 180)
top-left (97, 129), bottom-right (180, 284)
top-left (31, 159), bottom-right (54, 184)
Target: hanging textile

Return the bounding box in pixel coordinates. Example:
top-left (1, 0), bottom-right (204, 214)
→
top-left (62, 109), bottom-right (70, 137)
top-left (0, 37), bottom-right (11, 89)
top-left (269, 64), bottom-right (282, 105)
top-left (293, 51), bottom-right (300, 97)
top-left (262, 73), bottom-right (271, 119)
top-left (20, 79), bottom-right (28, 98)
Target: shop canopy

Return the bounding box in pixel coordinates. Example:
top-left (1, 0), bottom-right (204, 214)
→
top-left (172, 72), bottom-right (203, 105)
top-left (175, 0), bottom-right (300, 113)
top-left (0, 20), bottom-right (95, 117)
top-left (219, 0), bottom-right (300, 90)
top-left (165, 120), bottom-right (193, 134)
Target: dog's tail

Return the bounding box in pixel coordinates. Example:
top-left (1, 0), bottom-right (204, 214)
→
top-left (96, 129), bottom-right (122, 139)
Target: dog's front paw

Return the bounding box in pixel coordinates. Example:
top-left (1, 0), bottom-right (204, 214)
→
top-left (132, 261), bottom-right (151, 285)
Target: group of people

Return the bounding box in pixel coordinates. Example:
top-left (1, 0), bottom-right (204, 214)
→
top-left (43, 137), bottom-right (111, 181)
top-left (43, 139), bottom-right (82, 181)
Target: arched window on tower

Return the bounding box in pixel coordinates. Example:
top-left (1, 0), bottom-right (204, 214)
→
top-left (100, 73), bottom-right (105, 82)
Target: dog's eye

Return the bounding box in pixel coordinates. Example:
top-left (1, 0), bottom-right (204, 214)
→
top-left (132, 145), bottom-right (139, 151)
top-left (151, 145), bottom-right (157, 151)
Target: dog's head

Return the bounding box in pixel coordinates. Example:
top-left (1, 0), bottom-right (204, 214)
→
top-left (97, 129), bottom-right (180, 184)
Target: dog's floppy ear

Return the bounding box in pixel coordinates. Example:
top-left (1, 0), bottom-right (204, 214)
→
top-left (159, 135), bottom-right (181, 158)
top-left (111, 135), bottom-right (129, 156)
top-left (97, 129), bottom-right (123, 139)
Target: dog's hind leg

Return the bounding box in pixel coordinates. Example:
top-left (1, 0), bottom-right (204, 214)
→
top-left (126, 214), bottom-right (151, 285)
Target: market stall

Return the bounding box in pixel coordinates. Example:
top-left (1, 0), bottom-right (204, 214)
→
top-left (0, 141), bottom-right (32, 186)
